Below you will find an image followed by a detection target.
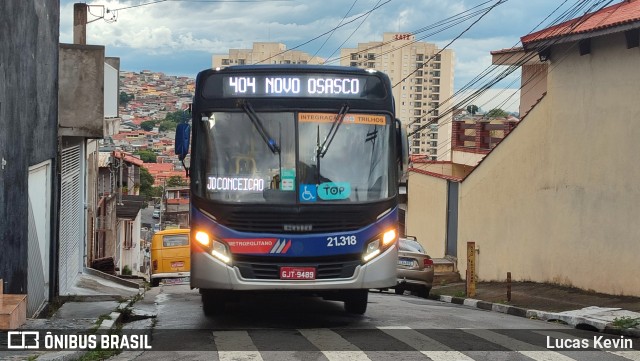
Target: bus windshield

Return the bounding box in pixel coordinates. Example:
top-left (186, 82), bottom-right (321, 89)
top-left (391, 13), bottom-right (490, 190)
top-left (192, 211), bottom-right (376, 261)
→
top-left (197, 111), bottom-right (392, 204)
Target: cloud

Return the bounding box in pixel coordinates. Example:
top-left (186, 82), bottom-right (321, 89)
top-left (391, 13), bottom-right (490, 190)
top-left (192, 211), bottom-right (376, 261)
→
top-left (60, 0), bottom-right (567, 93)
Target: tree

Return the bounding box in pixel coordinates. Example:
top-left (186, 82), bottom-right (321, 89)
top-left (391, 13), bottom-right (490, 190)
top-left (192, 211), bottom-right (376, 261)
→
top-left (166, 175), bottom-right (187, 187)
top-left (159, 120), bottom-right (178, 132)
top-left (135, 150), bottom-right (157, 163)
top-left (157, 110), bottom-right (189, 132)
top-left (164, 110), bottom-right (189, 123)
top-left (466, 104), bottom-right (479, 115)
top-left (486, 108), bottom-right (509, 118)
top-left (119, 91), bottom-right (134, 106)
top-left (139, 167), bottom-right (157, 200)
top-left (140, 120), bottom-right (156, 131)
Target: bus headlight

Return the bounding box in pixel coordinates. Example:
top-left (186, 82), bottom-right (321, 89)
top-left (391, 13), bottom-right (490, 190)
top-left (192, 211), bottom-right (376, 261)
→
top-left (363, 229), bottom-right (397, 263)
top-left (195, 231), bottom-right (210, 247)
top-left (211, 240), bottom-right (231, 263)
top-left (195, 230), bottom-right (231, 264)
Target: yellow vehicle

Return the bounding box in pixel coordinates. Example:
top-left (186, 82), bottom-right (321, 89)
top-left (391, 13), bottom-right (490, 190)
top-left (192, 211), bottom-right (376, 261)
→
top-left (150, 228), bottom-right (191, 287)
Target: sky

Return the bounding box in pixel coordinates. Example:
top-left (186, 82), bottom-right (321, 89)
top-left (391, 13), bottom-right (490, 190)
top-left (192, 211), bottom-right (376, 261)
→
top-left (58, 0), bottom-right (590, 113)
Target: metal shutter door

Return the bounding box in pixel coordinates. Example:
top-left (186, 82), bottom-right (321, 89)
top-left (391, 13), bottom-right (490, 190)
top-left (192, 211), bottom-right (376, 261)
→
top-left (59, 145), bottom-right (83, 295)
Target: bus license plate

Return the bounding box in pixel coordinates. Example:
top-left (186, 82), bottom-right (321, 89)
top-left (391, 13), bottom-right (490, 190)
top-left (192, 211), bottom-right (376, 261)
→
top-left (280, 267), bottom-right (316, 280)
top-left (171, 261), bottom-right (185, 268)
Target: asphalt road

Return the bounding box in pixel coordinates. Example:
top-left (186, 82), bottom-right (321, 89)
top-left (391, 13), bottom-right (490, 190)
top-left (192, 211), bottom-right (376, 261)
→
top-left (115, 284), bottom-right (640, 361)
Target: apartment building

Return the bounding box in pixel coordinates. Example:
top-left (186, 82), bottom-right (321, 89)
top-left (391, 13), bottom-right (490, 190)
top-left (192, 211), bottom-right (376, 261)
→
top-left (340, 33), bottom-right (454, 160)
top-left (212, 42), bottom-right (324, 68)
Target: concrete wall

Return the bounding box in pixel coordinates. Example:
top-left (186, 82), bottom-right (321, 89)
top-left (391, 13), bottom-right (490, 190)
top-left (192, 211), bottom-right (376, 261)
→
top-left (59, 43), bottom-right (105, 138)
top-left (405, 172), bottom-right (448, 258)
top-left (452, 150), bottom-right (484, 167)
top-left (0, 0), bottom-right (59, 294)
top-left (456, 32), bottom-right (640, 296)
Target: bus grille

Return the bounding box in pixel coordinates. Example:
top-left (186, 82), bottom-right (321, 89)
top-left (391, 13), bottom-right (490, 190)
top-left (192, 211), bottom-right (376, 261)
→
top-left (223, 210), bottom-right (372, 233)
top-left (234, 260), bottom-right (361, 280)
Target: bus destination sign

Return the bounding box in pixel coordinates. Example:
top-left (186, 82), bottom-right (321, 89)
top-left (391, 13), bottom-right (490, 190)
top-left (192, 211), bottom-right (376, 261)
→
top-left (221, 75), bottom-right (372, 98)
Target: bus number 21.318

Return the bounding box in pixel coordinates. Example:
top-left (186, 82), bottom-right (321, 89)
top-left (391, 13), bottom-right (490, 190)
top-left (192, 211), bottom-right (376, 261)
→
top-left (327, 235), bottom-right (357, 247)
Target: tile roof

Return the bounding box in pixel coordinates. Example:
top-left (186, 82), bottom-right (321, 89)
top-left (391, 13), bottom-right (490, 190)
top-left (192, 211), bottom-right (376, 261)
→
top-left (521, 0), bottom-right (640, 46)
top-left (143, 162), bottom-right (174, 172)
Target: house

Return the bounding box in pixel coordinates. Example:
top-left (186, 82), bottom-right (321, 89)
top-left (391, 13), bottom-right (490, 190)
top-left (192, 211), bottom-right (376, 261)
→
top-left (0, 1), bottom-right (60, 320)
top-left (96, 151), bottom-right (145, 276)
top-left (407, 0), bottom-right (640, 296)
top-left (164, 186), bottom-right (190, 228)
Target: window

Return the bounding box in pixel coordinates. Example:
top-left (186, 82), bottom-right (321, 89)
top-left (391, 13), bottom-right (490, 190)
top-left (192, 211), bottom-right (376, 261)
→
top-left (163, 234), bottom-right (189, 247)
top-left (124, 221), bottom-right (133, 249)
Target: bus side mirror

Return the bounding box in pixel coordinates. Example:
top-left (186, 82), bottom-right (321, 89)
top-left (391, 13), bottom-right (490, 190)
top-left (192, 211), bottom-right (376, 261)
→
top-left (175, 123), bottom-right (190, 161)
top-left (395, 119), bottom-right (409, 184)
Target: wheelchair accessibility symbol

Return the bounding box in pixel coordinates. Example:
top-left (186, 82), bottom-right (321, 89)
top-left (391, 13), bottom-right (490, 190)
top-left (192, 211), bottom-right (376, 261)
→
top-left (299, 184), bottom-right (317, 202)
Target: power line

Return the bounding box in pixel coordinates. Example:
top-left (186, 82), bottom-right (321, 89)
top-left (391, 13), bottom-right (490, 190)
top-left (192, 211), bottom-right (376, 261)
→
top-left (254, 0), bottom-right (391, 64)
top-left (392, 0), bottom-right (507, 89)
top-left (405, 0), bottom-right (613, 145)
top-left (323, 0), bottom-right (497, 65)
top-left (407, 0), bottom-right (617, 162)
top-left (109, 0), bottom-right (294, 12)
top-left (322, 0), bottom-right (382, 64)
top-left (308, 0), bottom-right (359, 64)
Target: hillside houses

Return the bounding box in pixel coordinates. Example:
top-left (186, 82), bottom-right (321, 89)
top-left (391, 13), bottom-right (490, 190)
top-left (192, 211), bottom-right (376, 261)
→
top-left (115, 70), bottom-right (193, 186)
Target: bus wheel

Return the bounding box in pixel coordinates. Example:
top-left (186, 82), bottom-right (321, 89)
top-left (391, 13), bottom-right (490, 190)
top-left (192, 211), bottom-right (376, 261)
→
top-left (344, 290), bottom-right (368, 315)
top-left (150, 278), bottom-right (160, 287)
top-left (202, 290), bottom-right (226, 316)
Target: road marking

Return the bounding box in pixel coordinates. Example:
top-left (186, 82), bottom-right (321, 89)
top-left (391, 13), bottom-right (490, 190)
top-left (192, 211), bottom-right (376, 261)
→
top-left (464, 329), bottom-right (576, 361)
top-left (213, 330), bottom-right (264, 361)
top-left (535, 331), bottom-right (640, 361)
top-left (298, 328), bottom-right (372, 361)
top-left (610, 351), bottom-right (640, 361)
top-left (378, 326), bottom-right (473, 361)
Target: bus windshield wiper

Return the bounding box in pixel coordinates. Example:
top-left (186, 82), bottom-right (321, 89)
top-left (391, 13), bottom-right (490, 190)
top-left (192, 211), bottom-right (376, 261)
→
top-left (241, 101), bottom-right (280, 154)
top-left (317, 104), bottom-right (350, 158)
top-left (314, 104), bottom-right (349, 183)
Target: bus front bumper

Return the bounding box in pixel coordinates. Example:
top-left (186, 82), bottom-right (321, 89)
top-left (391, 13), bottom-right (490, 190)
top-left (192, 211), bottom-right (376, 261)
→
top-left (191, 244), bottom-right (397, 291)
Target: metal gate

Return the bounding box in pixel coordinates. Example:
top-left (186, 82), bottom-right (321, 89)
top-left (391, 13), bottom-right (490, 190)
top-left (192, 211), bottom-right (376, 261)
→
top-left (27, 161), bottom-right (51, 316)
top-left (59, 145), bottom-right (84, 295)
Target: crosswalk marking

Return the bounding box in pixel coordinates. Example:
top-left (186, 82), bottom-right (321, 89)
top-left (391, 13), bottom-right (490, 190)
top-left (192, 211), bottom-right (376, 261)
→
top-left (213, 330), bottom-right (264, 361)
top-left (463, 329), bottom-right (576, 361)
top-left (298, 328), bottom-right (372, 361)
top-left (610, 351), bottom-right (640, 361)
top-left (378, 326), bottom-right (474, 361)
top-left (535, 331), bottom-right (640, 361)
top-left (207, 327), bottom-right (633, 361)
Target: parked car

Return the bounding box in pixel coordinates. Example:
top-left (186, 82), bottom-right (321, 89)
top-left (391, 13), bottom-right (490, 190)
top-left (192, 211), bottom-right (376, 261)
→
top-left (150, 228), bottom-right (191, 287)
top-left (394, 236), bottom-right (434, 298)
top-left (152, 210), bottom-right (160, 219)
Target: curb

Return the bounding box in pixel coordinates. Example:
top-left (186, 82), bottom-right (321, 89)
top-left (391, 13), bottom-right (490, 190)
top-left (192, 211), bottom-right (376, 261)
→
top-left (434, 295), bottom-right (640, 337)
top-left (34, 301), bottom-right (132, 361)
top-left (83, 267), bottom-right (141, 289)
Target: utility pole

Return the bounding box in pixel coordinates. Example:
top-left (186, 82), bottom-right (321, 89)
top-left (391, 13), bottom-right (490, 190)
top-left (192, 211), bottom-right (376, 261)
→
top-left (73, 3), bottom-right (88, 45)
top-left (159, 179), bottom-right (165, 230)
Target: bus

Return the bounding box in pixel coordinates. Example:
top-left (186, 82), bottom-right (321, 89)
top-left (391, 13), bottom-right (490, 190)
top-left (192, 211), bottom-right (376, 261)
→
top-left (175, 65), bottom-right (408, 315)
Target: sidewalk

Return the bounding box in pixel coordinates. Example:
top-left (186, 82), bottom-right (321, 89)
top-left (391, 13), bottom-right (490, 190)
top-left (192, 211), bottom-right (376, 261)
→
top-left (0, 271), bottom-right (148, 361)
top-left (431, 281), bottom-right (640, 336)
